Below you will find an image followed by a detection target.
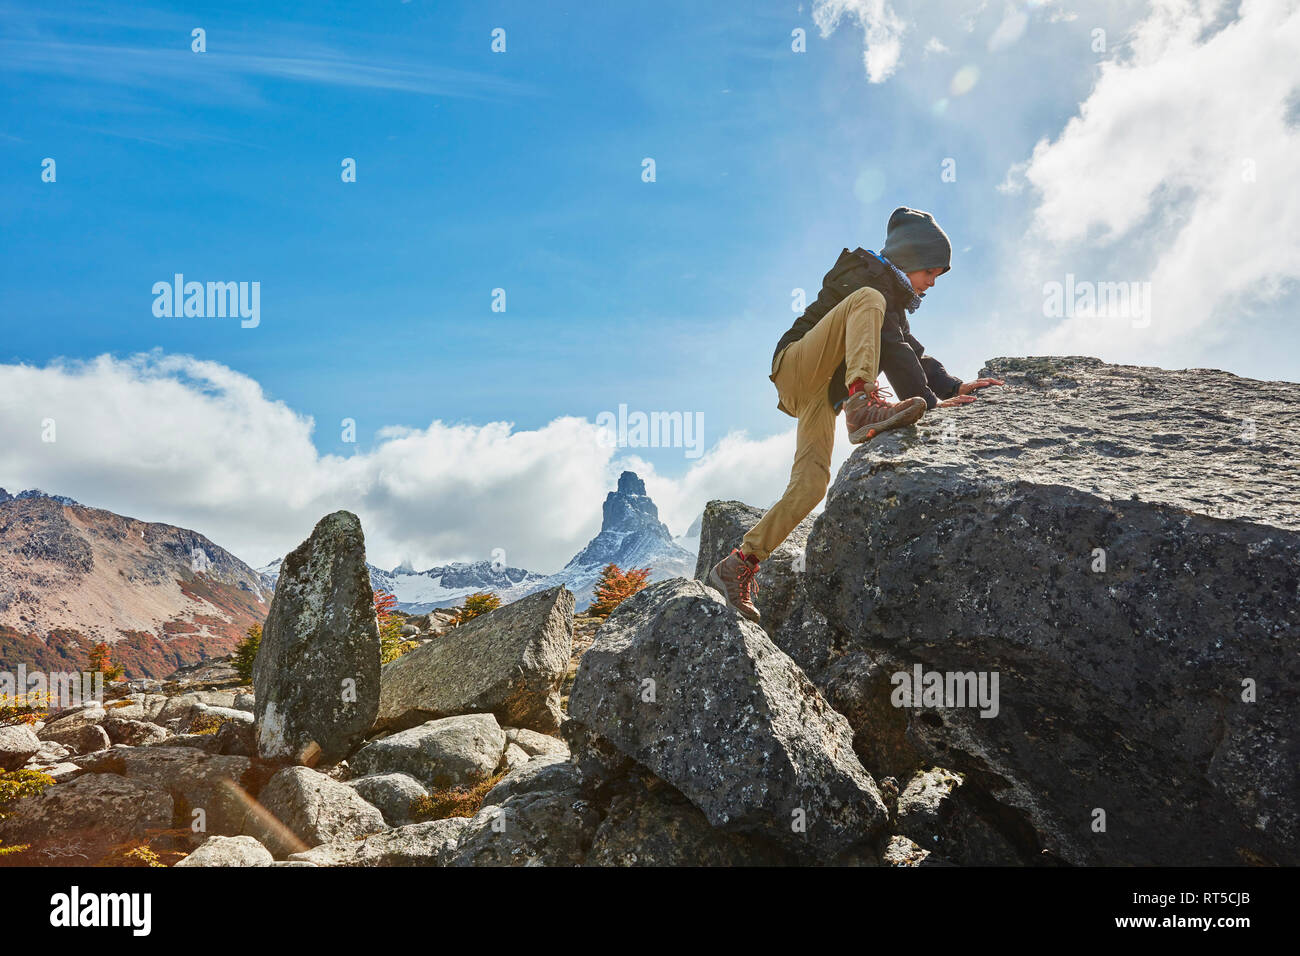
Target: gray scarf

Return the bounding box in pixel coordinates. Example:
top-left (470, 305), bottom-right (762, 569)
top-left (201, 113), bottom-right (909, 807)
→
top-left (869, 250), bottom-right (922, 313)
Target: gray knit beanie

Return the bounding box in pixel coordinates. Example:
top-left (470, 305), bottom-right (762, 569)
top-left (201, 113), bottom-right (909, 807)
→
top-left (880, 207), bottom-right (952, 274)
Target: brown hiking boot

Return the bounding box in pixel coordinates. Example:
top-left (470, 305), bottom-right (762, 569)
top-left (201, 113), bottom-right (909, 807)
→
top-left (844, 383), bottom-right (926, 444)
top-left (708, 549), bottom-right (761, 623)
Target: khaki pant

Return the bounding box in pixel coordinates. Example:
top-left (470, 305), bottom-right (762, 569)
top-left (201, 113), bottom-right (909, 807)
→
top-left (739, 286), bottom-right (885, 561)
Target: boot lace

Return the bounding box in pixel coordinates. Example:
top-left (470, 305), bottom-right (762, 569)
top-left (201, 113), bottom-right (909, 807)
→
top-left (731, 549), bottom-right (760, 602)
top-left (865, 383), bottom-right (895, 408)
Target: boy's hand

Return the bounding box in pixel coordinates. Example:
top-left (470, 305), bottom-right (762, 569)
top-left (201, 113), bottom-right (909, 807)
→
top-left (957, 378), bottom-right (1004, 395)
top-left (938, 378), bottom-right (1004, 407)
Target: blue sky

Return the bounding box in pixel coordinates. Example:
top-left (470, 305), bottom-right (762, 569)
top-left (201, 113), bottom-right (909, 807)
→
top-left (3, 0), bottom-right (1297, 570)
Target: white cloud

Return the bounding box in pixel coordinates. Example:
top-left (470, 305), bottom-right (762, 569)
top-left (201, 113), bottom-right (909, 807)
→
top-left (0, 352), bottom-right (820, 573)
top-left (925, 36), bottom-right (950, 54)
top-left (813, 0), bottom-right (909, 83)
top-left (1008, 0), bottom-right (1300, 354)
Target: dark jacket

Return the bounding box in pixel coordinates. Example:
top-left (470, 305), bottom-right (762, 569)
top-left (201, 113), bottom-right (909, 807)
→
top-left (771, 247), bottom-right (962, 413)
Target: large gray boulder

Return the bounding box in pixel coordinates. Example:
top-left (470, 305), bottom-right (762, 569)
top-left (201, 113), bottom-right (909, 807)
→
top-left (350, 713), bottom-right (506, 791)
top-left (175, 835), bottom-right (274, 867)
top-left (287, 818), bottom-right (470, 867)
top-left (74, 745), bottom-right (253, 836)
top-left (255, 511), bottom-right (381, 766)
top-left (804, 355), bottom-right (1300, 865)
top-left (0, 773), bottom-right (173, 862)
top-left (694, 499), bottom-right (816, 638)
top-left (375, 585), bottom-right (573, 734)
top-left (0, 723), bottom-right (41, 770)
top-left (55, 723), bottom-right (111, 756)
top-left (567, 578), bottom-right (889, 861)
top-left (243, 766), bottom-right (386, 857)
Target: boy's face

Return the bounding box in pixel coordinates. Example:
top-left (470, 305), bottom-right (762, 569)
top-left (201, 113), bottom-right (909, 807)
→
top-left (906, 267), bottom-right (945, 296)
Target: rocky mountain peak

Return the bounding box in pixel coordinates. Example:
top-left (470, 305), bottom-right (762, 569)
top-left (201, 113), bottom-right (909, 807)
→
top-left (615, 470), bottom-right (646, 496)
top-left (542, 471), bottom-right (694, 609)
top-left (601, 471), bottom-right (672, 540)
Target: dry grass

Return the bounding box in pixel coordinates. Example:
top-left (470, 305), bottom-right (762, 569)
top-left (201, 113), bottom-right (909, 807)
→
top-left (411, 772), bottom-right (506, 821)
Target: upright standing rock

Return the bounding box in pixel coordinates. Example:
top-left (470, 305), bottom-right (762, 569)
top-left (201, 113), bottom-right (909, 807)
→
top-left (255, 511), bottom-right (380, 765)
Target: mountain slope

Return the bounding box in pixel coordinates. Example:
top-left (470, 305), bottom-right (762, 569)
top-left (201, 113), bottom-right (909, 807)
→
top-left (0, 489), bottom-right (270, 679)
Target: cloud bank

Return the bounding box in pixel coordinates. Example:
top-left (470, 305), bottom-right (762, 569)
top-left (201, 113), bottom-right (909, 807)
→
top-left (0, 352), bottom-right (826, 572)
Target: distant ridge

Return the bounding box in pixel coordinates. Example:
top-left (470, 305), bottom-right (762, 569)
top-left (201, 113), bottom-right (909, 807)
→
top-left (0, 489), bottom-right (269, 679)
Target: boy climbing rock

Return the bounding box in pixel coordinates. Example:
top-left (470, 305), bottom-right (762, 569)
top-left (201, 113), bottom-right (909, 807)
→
top-left (709, 206), bottom-right (1003, 622)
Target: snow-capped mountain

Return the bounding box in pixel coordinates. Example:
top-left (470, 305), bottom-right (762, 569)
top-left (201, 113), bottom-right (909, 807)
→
top-left (534, 471), bottom-right (696, 609)
top-left (366, 560), bottom-right (548, 613)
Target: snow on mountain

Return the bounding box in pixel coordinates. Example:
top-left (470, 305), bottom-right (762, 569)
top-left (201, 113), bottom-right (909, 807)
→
top-left (256, 558), bottom-right (282, 590)
top-left (366, 560), bottom-right (548, 613)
